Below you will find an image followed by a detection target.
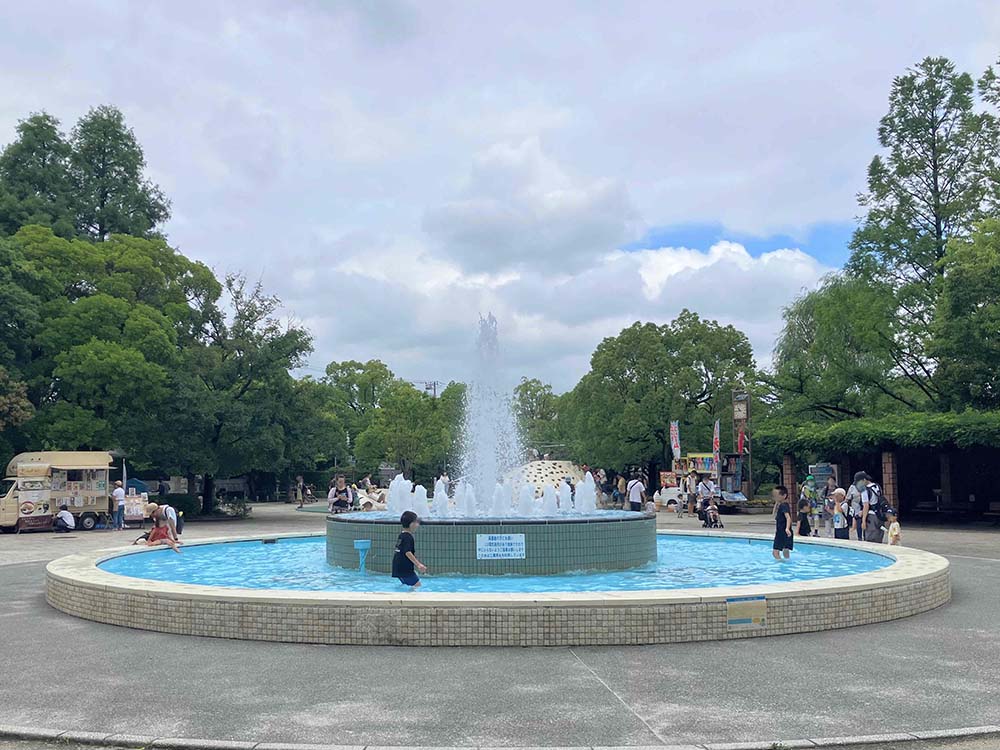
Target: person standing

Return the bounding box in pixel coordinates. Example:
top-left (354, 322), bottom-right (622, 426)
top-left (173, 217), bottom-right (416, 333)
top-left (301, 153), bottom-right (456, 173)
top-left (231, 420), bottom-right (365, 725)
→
top-left (685, 471), bottom-right (699, 516)
top-left (800, 475), bottom-right (820, 537)
top-left (772, 486), bottom-right (793, 560)
top-left (820, 476), bottom-right (838, 538)
top-left (626, 473), bottom-right (646, 512)
top-left (697, 475), bottom-right (717, 507)
top-left (616, 474), bottom-right (627, 509)
top-left (846, 479), bottom-right (864, 541)
top-left (831, 488), bottom-right (851, 540)
top-left (855, 472), bottom-right (885, 543)
top-left (796, 495), bottom-right (812, 538)
top-left (885, 509), bottom-right (902, 546)
top-left (112, 480), bottom-right (126, 530)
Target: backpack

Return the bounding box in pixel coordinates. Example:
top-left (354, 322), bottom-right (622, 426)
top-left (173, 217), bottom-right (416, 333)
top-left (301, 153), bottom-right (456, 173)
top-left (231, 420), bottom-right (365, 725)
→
top-left (866, 484), bottom-right (885, 522)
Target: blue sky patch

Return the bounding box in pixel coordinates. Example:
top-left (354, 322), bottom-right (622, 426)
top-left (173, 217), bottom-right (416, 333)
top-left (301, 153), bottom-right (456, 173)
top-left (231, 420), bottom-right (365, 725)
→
top-left (623, 221), bottom-right (856, 268)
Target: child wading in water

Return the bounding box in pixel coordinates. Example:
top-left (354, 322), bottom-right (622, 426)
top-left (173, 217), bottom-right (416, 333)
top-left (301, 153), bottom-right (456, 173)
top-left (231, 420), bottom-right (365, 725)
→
top-left (772, 485), bottom-right (793, 560)
top-left (392, 510), bottom-right (427, 588)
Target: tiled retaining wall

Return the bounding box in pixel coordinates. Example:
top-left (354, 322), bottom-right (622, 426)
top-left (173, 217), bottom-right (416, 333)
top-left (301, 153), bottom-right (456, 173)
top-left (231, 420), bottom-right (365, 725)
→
top-left (45, 534), bottom-right (951, 647)
top-left (327, 514), bottom-right (658, 574)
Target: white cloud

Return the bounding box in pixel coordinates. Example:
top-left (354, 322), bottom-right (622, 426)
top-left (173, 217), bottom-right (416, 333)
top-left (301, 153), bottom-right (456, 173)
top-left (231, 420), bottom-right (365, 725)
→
top-left (424, 138), bottom-right (636, 272)
top-left (0, 0), bottom-right (993, 390)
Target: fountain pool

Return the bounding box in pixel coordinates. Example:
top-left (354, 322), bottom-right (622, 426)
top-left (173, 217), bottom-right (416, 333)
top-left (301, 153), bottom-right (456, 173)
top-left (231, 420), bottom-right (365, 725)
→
top-left (47, 529), bottom-right (950, 646)
top-left (98, 533), bottom-right (893, 592)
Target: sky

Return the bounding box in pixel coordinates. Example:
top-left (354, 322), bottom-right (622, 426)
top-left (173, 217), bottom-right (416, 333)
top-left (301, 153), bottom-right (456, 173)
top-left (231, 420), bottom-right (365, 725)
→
top-left (1, 1), bottom-right (997, 391)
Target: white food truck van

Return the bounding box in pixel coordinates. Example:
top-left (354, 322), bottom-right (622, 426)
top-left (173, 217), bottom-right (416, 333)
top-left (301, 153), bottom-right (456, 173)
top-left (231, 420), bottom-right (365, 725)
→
top-left (0, 451), bottom-right (114, 533)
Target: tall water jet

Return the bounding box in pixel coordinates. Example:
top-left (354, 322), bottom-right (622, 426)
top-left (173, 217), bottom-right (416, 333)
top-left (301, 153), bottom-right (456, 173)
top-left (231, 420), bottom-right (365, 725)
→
top-left (577, 472), bottom-right (597, 514)
top-left (458, 313), bottom-right (523, 508)
top-left (517, 483), bottom-right (536, 516)
top-left (432, 478), bottom-right (450, 517)
top-left (559, 479), bottom-right (574, 513)
top-left (542, 484), bottom-right (559, 515)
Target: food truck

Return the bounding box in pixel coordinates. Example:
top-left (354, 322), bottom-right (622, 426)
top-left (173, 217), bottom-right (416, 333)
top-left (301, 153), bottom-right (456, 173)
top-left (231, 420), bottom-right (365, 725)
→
top-left (0, 451), bottom-right (114, 532)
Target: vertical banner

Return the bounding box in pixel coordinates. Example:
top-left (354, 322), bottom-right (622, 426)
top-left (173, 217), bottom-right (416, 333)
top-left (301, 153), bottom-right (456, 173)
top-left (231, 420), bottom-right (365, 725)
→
top-left (669, 420), bottom-right (681, 459)
top-left (712, 419), bottom-right (721, 477)
top-left (737, 427), bottom-right (746, 454)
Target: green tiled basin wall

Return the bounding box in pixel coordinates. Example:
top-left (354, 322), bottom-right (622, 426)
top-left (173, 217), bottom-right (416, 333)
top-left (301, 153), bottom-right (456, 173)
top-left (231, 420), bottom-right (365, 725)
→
top-left (326, 514), bottom-right (658, 575)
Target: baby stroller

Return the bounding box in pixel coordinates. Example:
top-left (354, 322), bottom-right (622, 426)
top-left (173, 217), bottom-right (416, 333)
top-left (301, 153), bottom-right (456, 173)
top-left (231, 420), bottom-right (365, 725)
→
top-left (698, 498), bottom-right (725, 528)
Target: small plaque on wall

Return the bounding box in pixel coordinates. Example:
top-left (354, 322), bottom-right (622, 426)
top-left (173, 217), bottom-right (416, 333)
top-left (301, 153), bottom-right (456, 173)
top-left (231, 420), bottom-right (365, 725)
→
top-left (476, 533), bottom-right (526, 559)
top-left (726, 595), bottom-right (767, 629)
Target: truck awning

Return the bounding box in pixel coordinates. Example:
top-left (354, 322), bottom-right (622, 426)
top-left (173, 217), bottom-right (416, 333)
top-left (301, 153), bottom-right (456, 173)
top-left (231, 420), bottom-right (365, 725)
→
top-left (6, 451), bottom-right (113, 476)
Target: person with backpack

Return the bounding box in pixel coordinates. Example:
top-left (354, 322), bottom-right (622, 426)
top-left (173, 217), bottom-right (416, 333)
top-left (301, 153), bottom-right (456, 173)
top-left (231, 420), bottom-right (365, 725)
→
top-left (854, 471), bottom-right (885, 543)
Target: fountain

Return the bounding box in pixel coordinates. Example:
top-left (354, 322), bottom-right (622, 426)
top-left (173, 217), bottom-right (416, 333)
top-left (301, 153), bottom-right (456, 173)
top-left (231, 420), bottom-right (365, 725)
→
top-left (48, 314), bottom-right (950, 647)
top-left (326, 314), bottom-right (657, 574)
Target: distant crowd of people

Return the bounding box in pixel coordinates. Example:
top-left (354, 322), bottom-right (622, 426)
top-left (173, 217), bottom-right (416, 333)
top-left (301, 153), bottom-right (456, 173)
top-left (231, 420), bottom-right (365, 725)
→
top-left (772, 470), bottom-right (901, 560)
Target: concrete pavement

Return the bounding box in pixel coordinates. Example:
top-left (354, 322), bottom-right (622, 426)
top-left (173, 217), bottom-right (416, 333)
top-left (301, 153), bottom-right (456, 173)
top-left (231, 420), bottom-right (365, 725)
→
top-left (1, 505), bottom-right (998, 747)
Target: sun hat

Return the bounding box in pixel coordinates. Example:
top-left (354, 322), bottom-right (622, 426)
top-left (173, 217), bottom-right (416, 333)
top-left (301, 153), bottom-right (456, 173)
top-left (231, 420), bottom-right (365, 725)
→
top-left (143, 502), bottom-right (159, 515)
top-left (832, 487), bottom-right (846, 497)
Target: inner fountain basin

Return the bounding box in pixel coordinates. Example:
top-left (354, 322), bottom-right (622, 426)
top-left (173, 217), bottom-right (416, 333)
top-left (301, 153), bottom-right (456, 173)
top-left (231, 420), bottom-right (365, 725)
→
top-left (327, 510), bottom-right (657, 575)
top-left (47, 530), bottom-right (950, 646)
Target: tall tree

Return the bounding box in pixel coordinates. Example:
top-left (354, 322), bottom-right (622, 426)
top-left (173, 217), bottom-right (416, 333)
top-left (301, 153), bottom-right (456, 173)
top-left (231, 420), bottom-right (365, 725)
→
top-left (560, 311), bottom-right (756, 472)
top-left (847, 56), bottom-right (999, 404)
top-left (932, 220), bottom-right (1000, 410)
top-left (70, 105), bottom-right (170, 240)
top-left (0, 113), bottom-right (76, 237)
top-left (513, 377), bottom-right (561, 452)
top-left (323, 359), bottom-right (395, 443)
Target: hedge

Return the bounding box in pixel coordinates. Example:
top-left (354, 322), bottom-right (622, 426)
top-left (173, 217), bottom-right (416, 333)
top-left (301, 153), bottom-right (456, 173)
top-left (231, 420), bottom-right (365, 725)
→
top-left (756, 410), bottom-right (1000, 455)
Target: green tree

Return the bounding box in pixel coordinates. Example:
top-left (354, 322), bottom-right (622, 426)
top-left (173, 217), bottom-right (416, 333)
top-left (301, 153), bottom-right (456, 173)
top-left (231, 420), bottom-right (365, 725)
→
top-left (932, 220), bottom-right (1000, 409)
top-left (513, 377), bottom-right (562, 452)
top-left (0, 367), bottom-right (33, 431)
top-left (847, 56), bottom-right (999, 404)
top-left (182, 275), bottom-right (313, 512)
top-left (560, 311), bottom-right (757, 473)
top-left (323, 359), bottom-right (395, 443)
top-left (768, 274), bottom-right (932, 420)
top-left (70, 105), bottom-right (170, 240)
top-left (0, 113), bottom-right (76, 237)
top-left (353, 379), bottom-right (463, 484)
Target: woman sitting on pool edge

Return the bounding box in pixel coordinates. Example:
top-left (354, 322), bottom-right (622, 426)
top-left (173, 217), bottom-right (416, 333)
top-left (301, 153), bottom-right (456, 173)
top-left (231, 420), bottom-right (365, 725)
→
top-left (133, 515), bottom-right (182, 553)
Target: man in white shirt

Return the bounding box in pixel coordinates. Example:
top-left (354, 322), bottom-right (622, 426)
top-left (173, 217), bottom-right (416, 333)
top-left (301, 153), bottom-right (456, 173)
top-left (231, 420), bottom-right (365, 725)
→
top-left (112, 480), bottom-right (126, 530)
top-left (54, 505), bottom-right (75, 532)
top-left (626, 474), bottom-right (646, 512)
top-left (144, 502), bottom-right (179, 541)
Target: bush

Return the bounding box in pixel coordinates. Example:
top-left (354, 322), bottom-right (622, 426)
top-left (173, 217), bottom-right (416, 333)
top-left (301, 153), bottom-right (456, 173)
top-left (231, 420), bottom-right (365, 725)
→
top-left (165, 493), bottom-right (201, 517)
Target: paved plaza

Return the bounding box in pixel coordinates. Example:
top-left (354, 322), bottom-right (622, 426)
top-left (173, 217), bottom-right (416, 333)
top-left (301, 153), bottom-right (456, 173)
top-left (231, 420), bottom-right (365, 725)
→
top-left (1, 505), bottom-right (999, 747)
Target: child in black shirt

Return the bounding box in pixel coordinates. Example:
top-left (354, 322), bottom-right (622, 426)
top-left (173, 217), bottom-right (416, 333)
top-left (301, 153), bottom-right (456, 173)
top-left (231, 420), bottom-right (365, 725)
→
top-left (391, 510), bottom-right (427, 588)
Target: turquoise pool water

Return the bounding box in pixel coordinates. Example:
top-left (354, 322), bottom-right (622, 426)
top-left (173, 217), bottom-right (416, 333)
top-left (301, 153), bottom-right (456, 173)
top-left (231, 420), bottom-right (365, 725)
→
top-left (98, 534), bottom-right (893, 593)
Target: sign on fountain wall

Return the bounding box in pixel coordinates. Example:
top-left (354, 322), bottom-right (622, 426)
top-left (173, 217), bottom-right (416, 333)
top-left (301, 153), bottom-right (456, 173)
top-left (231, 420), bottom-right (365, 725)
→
top-left (476, 533), bottom-right (526, 560)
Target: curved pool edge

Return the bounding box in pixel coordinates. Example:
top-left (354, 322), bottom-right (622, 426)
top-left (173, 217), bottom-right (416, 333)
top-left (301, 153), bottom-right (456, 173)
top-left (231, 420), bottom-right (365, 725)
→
top-left (45, 530), bottom-right (951, 646)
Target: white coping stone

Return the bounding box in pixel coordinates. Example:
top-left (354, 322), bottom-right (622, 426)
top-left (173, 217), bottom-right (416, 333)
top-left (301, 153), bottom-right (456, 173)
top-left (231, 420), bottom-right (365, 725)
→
top-left (102, 734), bottom-right (160, 747)
top-left (703, 741), bottom-right (817, 750)
top-left (0, 725), bottom-right (61, 740)
top-left (57, 730), bottom-right (119, 744)
top-left (150, 738), bottom-right (259, 750)
top-left (47, 529), bottom-right (950, 610)
top-left (807, 733), bottom-right (919, 746)
top-left (908, 725), bottom-right (1000, 740)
